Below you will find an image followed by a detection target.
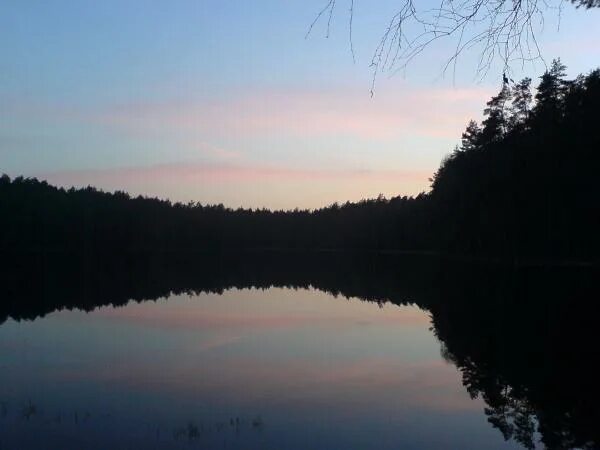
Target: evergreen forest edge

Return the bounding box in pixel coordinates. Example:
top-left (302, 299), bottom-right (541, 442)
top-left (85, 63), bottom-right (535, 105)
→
top-left (2, 60), bottom-right (598, 263)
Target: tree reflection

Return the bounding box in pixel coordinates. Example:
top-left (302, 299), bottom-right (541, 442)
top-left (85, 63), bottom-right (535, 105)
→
top-left (429, 264), bottom-right (599, 449)
top-left (1, 252), bottom-right (597, 448)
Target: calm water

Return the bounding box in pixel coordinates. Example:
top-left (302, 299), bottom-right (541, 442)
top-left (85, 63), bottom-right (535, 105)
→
top-left (0, 287), bottom-right (521, 449)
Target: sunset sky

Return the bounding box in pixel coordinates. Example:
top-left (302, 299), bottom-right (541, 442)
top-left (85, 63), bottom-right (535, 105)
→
top-left (2, 1), bottom-right (599, 209)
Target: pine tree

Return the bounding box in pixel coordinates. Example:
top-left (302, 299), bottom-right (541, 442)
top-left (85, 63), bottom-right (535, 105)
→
top-left (509, 78), bottom-right (532, 130)
top-left (480, 82), bottom-right (511, 144)
top-left (534, 59), bottom-right (568, 121)
top-left (461, 120), bottom-right (483, 151)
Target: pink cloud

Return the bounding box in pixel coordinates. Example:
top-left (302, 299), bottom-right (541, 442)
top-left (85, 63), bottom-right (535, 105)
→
top-left (37, 162), bottom-right (430, 187)
top-left (16, 85), bottom-right (489, 206)
top-left (93, 86), bottom-right (492, 140)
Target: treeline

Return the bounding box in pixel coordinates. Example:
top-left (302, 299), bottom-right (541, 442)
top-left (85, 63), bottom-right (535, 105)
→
top-left (0, 175), bottom-right (430, 253)
top-left (429, 60), bottom-right (600, 260)
top-left (0, 252), bottom-right (431, 323)
top-left (1, 61), bottom-right (598, 260)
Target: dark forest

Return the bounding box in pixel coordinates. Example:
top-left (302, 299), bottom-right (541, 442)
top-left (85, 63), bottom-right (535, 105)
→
top-left (1, 61), bottom-right (598, 262)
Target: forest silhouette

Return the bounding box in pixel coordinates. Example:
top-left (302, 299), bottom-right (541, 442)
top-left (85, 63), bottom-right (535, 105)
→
top-left (2, 61), bottom-right (598, 263)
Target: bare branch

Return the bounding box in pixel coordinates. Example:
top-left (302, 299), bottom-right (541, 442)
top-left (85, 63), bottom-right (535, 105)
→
top-left (306, 0), bottom-right (590, 91)
top-left (306, 0), bottom-right (336, 39)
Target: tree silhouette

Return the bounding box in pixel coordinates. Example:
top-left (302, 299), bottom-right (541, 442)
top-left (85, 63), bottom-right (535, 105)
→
top-left (509, 78), bottom-right (533, 130)
top-left (480, 81), bottom-right (511, 144)
top-left (534, 58), bottom-right (569, 123)
top-left (461, 120), bottom-right (483, 152)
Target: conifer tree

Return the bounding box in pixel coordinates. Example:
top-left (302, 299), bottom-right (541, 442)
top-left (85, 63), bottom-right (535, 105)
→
top-left (534, 59), bottom-right (568, 121)
top-left (509, 78), bottom-right (532, 130)
top-left (461, 120), bottom-right (483, 152)
top-left (480, 82), bottom-right (511, 144)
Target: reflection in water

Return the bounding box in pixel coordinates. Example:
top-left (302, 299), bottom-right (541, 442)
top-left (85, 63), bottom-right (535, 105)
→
top-left (428, 266), bottom-right (600, 450)
top-left (0, 252), bottom-right (597, 449)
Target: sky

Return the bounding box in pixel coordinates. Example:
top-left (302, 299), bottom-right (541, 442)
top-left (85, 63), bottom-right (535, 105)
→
top-left (1, 1), bottom-right (599, 209)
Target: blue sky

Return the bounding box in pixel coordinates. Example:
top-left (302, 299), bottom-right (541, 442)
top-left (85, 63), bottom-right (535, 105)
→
top-left (1, 1), bottom-right (599, 208)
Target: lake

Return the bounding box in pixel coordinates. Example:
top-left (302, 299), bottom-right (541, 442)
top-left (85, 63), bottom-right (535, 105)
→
top-left (0, 253), bottom-right (597, 449)
top-left (0, 286), bottom-right (523, 450)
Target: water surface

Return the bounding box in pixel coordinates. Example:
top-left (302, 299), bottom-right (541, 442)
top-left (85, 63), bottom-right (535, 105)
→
top-left (0, 287), bottom-right (521, 449)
